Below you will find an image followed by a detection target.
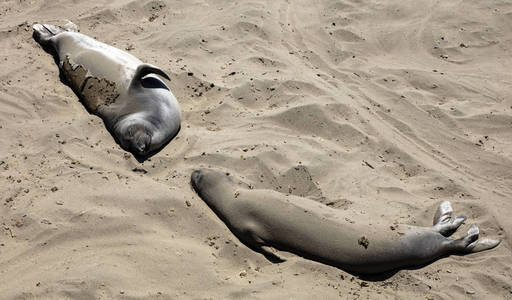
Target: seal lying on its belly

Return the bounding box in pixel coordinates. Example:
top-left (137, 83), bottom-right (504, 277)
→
top-left (32, 22), bottom-right (181, 157)
top-left (191, 169), bottom-right (500, 274)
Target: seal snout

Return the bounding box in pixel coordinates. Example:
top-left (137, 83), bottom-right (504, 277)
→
top-left (134, 138), bottom-right (148, 154)
top-left (191, 169), bottom-right (221, 193)
top-left (127, 125), bottom-right (152, 156)
top-left (190, 169), bottom-right (204, 190)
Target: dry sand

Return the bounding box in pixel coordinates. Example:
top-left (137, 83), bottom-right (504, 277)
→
top-left (1, 0), bottom-right (511, 299)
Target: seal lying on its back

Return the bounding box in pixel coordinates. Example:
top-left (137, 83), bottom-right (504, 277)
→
top-left (191, 169), bottom-right (500, 274)
top-left (33, 23), bottom-right (181, 157)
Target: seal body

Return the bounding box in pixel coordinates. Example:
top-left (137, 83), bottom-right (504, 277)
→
top-left (191, 169), bottom-right (500, 274)
top-left (33, 23), bottom-right (181, 156)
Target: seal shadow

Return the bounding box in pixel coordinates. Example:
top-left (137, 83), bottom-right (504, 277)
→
top-left (356, 253), bottom-right (460, 282)
top-left (284, 246), bottom-right (461, 281)
top-left (33, 31), bottom-right (179, 162)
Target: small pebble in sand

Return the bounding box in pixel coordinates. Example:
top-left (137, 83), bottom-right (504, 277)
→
top-left (358, 236), bottom-right (369, 249)
top-left (239, 270), bottom-right (247, 277)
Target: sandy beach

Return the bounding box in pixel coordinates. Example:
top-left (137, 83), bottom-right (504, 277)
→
top-left (1, 0), bottom-right (511, 298)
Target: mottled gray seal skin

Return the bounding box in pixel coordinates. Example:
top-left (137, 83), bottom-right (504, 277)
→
top-left (191, 169), bottom-right (500, 274)
top-left (32, 23), bottom-right (181, 157)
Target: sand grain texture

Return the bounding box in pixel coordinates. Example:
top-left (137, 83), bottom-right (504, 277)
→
top-left (0, 0), bottom-right (511, 299)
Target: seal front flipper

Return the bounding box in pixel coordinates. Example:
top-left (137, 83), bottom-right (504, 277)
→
top-left (259, 245), bottom-right (285, 263)
top-left (243, 225), bottom-right (285, 263)
top-left (130, 63), bottom-right (170, 89)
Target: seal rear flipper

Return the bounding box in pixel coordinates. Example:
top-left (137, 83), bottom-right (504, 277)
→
top-left (451, 224), bottom-right (501, 253)
top-left (32, 21), bottom-right (78, 46)
top-left (130, 63), bottom-right (170, 89)
top-left (432, 201), bottom-right (466, 237)
top-left (33, 22), bottom-right (78, 46)
top-left (33, 24), bottom-right (61, 45)
top-left (467, 238), bottom-right (501, 253)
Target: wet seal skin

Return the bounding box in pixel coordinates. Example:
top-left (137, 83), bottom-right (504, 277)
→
top-left (61, 56), bottom-right (88, 93)
top-left (62, 56), bottom-right (120, 112)
top-left (80, 77), bottom-right (119, 112)
top-left (33, 22), bottom-right (181, 158)
top-left (191, 168), bottom-right (500, 275)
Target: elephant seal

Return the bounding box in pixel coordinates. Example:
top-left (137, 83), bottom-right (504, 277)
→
top-left (32, 22), bottom-right (181, 157)
top-left (191, 169), bottom-right (500, 274)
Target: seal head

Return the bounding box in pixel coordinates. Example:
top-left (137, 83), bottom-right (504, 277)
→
top-left (122, 123), bottom-right (152, 156)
